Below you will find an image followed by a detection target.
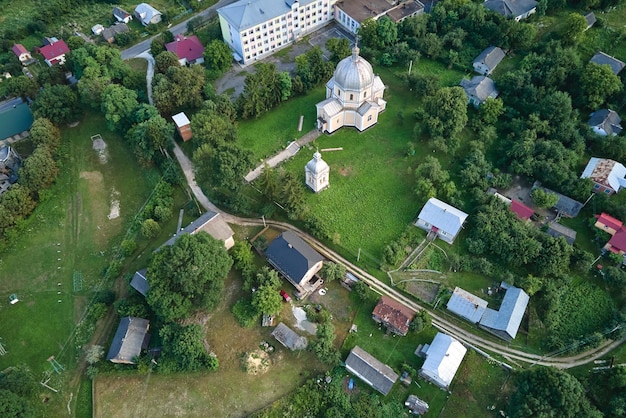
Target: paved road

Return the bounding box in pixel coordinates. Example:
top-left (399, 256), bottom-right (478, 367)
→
top-left (121, 0), bottom-right (238, 60)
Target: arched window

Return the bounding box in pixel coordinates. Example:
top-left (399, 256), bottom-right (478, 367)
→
top-left (349, 93), bottom-right (353, 100)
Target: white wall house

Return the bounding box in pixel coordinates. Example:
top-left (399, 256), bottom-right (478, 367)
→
top-left (414, 198), bottom-right (468, 244)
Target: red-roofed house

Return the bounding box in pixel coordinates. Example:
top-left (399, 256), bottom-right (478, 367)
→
top-left (594, 213), bottom-right (626, 255)
top-left (12, 44), bottom-right (33, 65)
top-left (372, 295), bottom-right (414, 336)
top-left (510, 200), bottom-right (534, 220)
top-left (166, 35), bottom-right (205, 65)
top-left (607, 229), bottom-right (626, 254)
top-left (595, 213), bottom-right (623, 235)
top-left (39, 40), bottom-right (70, 66)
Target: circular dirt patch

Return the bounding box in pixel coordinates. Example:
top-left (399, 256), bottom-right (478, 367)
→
top-left (244, 350), bottom-right (271, 375)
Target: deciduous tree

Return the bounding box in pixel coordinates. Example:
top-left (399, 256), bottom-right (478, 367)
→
top-left (160, 323), bottom-right (219, 371)
top-left (204, 40), bottom-right (233, 76)
top-left (101, 84), bottom-right (139, 132)
top-left (32, 84), bottom-right (79, 125)
top-left (580, 62), bottom-right (622, 109)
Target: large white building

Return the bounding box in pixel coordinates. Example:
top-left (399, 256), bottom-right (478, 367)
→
top-left (335, 0), bottom-right (424, 34)
top-left (218, 0), bottom-right (336, 64)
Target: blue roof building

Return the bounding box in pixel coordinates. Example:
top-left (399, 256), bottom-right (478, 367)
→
top-left (478, 282), bottom-right (529, 342)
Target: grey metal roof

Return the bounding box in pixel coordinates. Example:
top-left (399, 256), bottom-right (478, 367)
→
top-left (531, 182), bottom-right (583, 217)
top-left (305, 151), bottom-right (329, 175)
top-left (590, 52), bottom-right (625, 75)
top-left (271, 322), bottom-right (307, 350)
top-left (419, 333), bottom-right (466, 389)
top-left (130, 268), bottom-right (149, 297)
top-left (546, 222), bottom-right (577, 245)
top-left (584, 12), bottom-right (596, 28)
top-left (218, 0), bottom-right (310, 32)
top-left (484, 0), bottom-right (537, 18)
top-left (102, 23), bottom-right (129, 41)
top-left (460, 76), bottom-right (498, 102)
top-left (265, 231), bottom-right (324, 285)
top-left (479, 282), bottom-right (529, 340)
top-left (345, 346), bottom-right (399, 395)
top-left (588, 109), bottom-right (623, 136)
top-left (106, 317), bottom-right (150, 364)
top-left (333, 47), bottom-right (375, 91)
top-left (113, 6), bottom-right (131, 20)
top-left (447, 287), bottom-right (488, 323)
top-left (416, 198), bottom-right (468, 238)
top-left (134, 3), bottom-right (161, 25)
top-left (473, 46), bottom-right (505, 72)
top-left (161, 211), bottom-right (234, 248)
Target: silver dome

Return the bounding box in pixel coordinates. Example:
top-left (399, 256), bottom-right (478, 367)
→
top-left (305, 151), bottom-right (329, 175)
top-left (333, 46), bottom-right (374, 91)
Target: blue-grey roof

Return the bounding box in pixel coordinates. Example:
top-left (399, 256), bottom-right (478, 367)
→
top-left (218, 0), bottom-right (315, 31)
top-left (265, 231), bottom-right (323, 284)
top-left (473, 46), bottom-right (505, 72)
top-left (161, 211), bottom-right (233, 248)
top-left (531, 182), bottom-right (583, 217)
top-left (460, 76), bottom-right (498, 102)
top-left (106, 317), bottom-right (150, 364)
top-left (271, 322), bottom-right (307, 350)
top-left (447, 287), bottom-right (488, 323)
top-left (130, 269), bottom-right (149, 297)
top-left (479, 282), bottom-right (529, 340)
top-left (416, 198), bottom-right (468, 238)
top-left (345, 346), bottom-right (399, 395)
top-left (588, 109), bottom-right (622, 136)
top-left (484, 0), bottom-right (537, 18)
top-left (590, 52), bottom-right (625, 75)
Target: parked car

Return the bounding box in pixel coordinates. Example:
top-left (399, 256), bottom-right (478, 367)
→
top-left (279, 289), bottom-right (291, 302)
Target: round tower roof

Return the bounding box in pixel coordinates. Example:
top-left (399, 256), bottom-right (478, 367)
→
top-left (333, 46), bottom-right (374, 91)
top-left (305, 151), bottom-right (329, 175)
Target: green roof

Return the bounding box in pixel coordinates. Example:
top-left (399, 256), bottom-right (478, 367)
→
top-left (0, 99), bottom-right (34, 141)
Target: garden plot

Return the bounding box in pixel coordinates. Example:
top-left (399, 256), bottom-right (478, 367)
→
top-left (91, 134), bottom-right (109, 164)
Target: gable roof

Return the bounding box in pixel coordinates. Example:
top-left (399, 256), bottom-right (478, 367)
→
top-left (106, 317), bottom-right (150, 364)
top-left (113, 6), bottom-right (131, 20)
top-left (130, 268), bottom-right (149, 297)
top-left (39, 40), bottom-right (69, 60)
top-left (590, 52), bottom-right (625, 75)
top-left (345, 346), bottom-right (399, 395)
top-left (473, 46), bottom-right (505, 72)
top-left (584, 12), bottom-right (596, 28)
top-left (372, 295), bottom-right (414, 335)
top-left (218, 0), bottom-right (298, 32)
top-left (12, 44), bottom-right (29, 56)
top-left (596, 212), bottom-right (623, 231)
top-left (581, 157), bottom-right (626, 192)
top-left (265, 231), bottom-right (324, 284)
top-left (484, 0), bottom-right (537, 18)
top-left (417, 198), bottom-right (468, 238)
top-left (510, 199), bottom-right (534, 220)
top-left (479, 282), bottom-right (529, 340)
top-left (447, 287), bottom-right (488, 323)
top-left (166, 35), bottom-right (205, 62)
top-left (608, 228), bottom-right (626, 253)
top-left (102, 23), bottom-right (129, 41)
top-left (419, 333), bottom-right (467, 389)
top-left (161, 211), bottom-right (234, 247)
top-left (135, 3), bottom-right (162, 24)
top-left (271, 322), bottom-right (307, 350)
top-left (546, 222), bottom-right (577, 245)
top-left (588, 109), bottom-right (623, 136)
top-left (460, 76), bottom-right (498, 102)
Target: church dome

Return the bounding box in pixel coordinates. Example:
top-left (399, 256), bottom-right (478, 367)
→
top-left (305, 151), bottom-right (329, 175)
top-left (333, 46), bottom-right (374, 91)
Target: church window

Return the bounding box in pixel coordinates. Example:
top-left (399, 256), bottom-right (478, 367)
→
top-left (364, 91), bottom-right (367, 98)
top-left (367, 115), bottom-right (372, 121)
top-left (349, 93), bottom-right (353, 100)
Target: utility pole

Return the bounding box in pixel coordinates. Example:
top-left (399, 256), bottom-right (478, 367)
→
top-left (357, 248), bottom-right (361, 262)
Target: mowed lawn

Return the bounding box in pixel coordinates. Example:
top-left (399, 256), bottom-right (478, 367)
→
top-left (94, 273), bottom-right (329, 417)
top-left (0, 112), bottom-right (158, 376)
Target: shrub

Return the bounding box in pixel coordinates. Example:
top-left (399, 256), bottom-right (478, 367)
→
top-left (141, 219), bottom-right (161, 238)
top-left (232, 298), bottom-right (259, 327)
top-left (120, 239), bottom-right (137, 257)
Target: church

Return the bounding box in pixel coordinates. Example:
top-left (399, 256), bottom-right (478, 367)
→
top-left (316, 46), bottom-right (386, 134)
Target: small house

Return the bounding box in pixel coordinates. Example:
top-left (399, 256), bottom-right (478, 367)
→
top-left (371, 295), bottom-right (414, 336)
top-left (12, 44), bottom-right (33, 65)
top-left (584, 12), bottom-right (596, 30)
top-left (581, 157), bottom-right (626, 195)
top-left (531, 182), bottom-right (583, 217)
top-left (265, 231), bottom-right (324, 297)
top-left (510, 199), bottom-right (534, 221)
top-left (590, 52), bottom-right (625, 75)
top-left (345, 346), bottom-right (399, 396)
top-left (483, 0), bottom-right (537, 21)
top-left (460, 76), bottom-right (498, 107)
top-left (446, 287), bottom-right (488, 324)
top-left (166, 34), bottom-right (205, 65)
top-left (419, 333), bottom-right (466, 390)
top-left (172, 112), bottom-right (192, 141)
top-left (135, 3), bottom-right (162, 26)
top-left (91, 24), bottom-right (105, 35)
top-left (271, 322), bottom-right (307, 350)
top-left (106, 317), bottom-right (150, 364)
top-left (414, 198), bottom-right (468, 244)
top-left (161, 211), bottom-right (235, 250)
top-left (594, 213), bottom-right (626, 255)
top-left (39, 39), bottom-right (70, 66)
top-left (405, 394), bottom-right (429, 415)
top-left (101, 23), bottom-right (129, 44)
top-left (588, 109), bottom-right (622, 137)
top-left (473, 46), bottom-right (505, 76)
top-left (130, 268), bottom-right (149, 297)
top-left (113, 6), bottom-right (133, 23)
top-left (478, 282), bottom-right (529, 341)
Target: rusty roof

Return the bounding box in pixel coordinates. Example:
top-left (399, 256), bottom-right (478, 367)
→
top-left (372, 295), bottom-right (414, 334)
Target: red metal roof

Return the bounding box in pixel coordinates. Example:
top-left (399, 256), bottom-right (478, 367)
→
top-left (372, 296), bottom-right (414, 335)
top-left (166, 35), bottom-right (204, 63)
top-left (608, 228), bottom-right (626, 253)
top-left (39, 40), bottom-right (69, 61)
top-left (510, 200), bottom-right (534, 220)
top-left (596, 212), bottom-right (623, 231)
top-left (12, 44), bottom-right (29, 56)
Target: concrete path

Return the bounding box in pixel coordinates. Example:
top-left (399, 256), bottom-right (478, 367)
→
top-left (136, 51), bottom-right (155, 105)
top-left (244, 129), bottom-right (322, 182)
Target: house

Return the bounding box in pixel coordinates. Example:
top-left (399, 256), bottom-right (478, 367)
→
top-left (305, 151), bottom-right (330, 193)
top-left (106, 317), bottom-right (150, 364)
top-left (335, 0), bottom-right (425, 34)
top-left (265, 230), bottom-right (324, 297)
top-left (12, 44), bottom-right (33, 65)
top-left (588, 109), bottom-right (622, 137)
top-left (130, 268), bottom-right (149, 297)
top-left (166, 34), bottom-right (205, 65)
top-left (419, 333), bottom-right (467, 390)
top-left (91, 24), bottom-right (105, 35)
top-left (590, 52), bottom-right (625, 75)
top-left (594, 213), bottom-right (626, 255)
top-left (584, 12), bottom-right (596, 30)
top-left (135, 3), bottom-right (162, 26)
top-left (405, 394), bottom-right (429, 415)
top-left (510, 199), bottom-right (534, 220)
top-left (546, 222), bottom-right (577, 245)
top-left (161, 211), bottom-right (235, 250)
top-left (446, 287), bottom-right (488, 323)
top-left (531, 182), bottom-right (583, 217)
top-left (371, 295), bottom-right (414, 336)
top-left (345, 346), bottom-right (399, 395)
top-left (218, 0), bottom-right (335, 65)
top-left (316, 46), bottom-right (386, 134)
top-left (172, 112), bottom-right (192, 141)
top-left (113, 6), bottom-right (133, 23)
top-left (0, 145), bottom-right (22, 195)
top-left (39, 39), bottom-right (70, 66)
top-left (414, 198), bottom-right (468, 244)
top-left (478, 282), bottom-right (529, 341)
top-left (460, 76), bottom-right (498, 107)
top-left (271, 322), bottom-right (307, 350)
top-left (0, 97), bottom-right (34, 142)
top-left (101, 23), bottom-right (129, 44)
top-left (581, 157), bottom-right (626, 195)
top-left (483, 0), bottom-right (537, 21)
top-left (595, 212), bottom-right (623, 235)
top-left (473, 46), bottom-right (505, 76)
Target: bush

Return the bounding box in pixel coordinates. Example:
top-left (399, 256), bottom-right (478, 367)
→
top-left (232, 298), bottom-right (260, 327)
top-left (120, 239), bottom-right (137, 257)
top-left (141, 219), bottom-right (161, 238)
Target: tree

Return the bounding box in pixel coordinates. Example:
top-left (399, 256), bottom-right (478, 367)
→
top-left (19, 147), bottom-right (58, 192)
top-left (85, 345), bottom-right (104, 365)
top-left (191, 108), bottom-right (237, 146)
top-left (252, 284), bottom-right (283, 315)
top-left (147, 232), bottom-right (232, 322)
top-left (4, 75), bottom-right (38, 99)
top-left (141, 219), bottom-right (161, 238)
top-left (126, 114), bottom-right (174, 166)
top-left (29, 118), bottom-right (60, 154)
top-left (478, 97), bottom-right (504, 125)
top-left (580, 62), bottom-right (623, 108)
top-left (0, 185), bottom-right (36, 230)
top-left (531, 188), bottom-right (558, 208)
top-left (326, 37), bottom-right (351, 63)
top-left (78, 74), bottom-right (111, 110)
top-left (154, 51), bottom-right (180, 74)
top-left (508, 367), bottom-right (601, 418)
top-left (160, 323), bottom-right (219, 371)
top-left (561, 13), bottom-right (587, 45)
top-left (32, 84), bottom-right (79, 125)
top-left (310, 322), bottom-right (338, 364)
top-left (422, 86), bottom-right (468, 151)
top-left (0, 365), bottom-right (36, 397)
top-left (0, 389), bottom-right (34, 418)
top-left (101, 84), bottom-right (139, 132)
top-left (321, 262), bottom-right (346, 282)
top-left (152, 65), bottom-right (206, 115)
top-left (204, 40), bottom-right (233, 76)
top-left (193, 142), bottom-right (253, 192)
